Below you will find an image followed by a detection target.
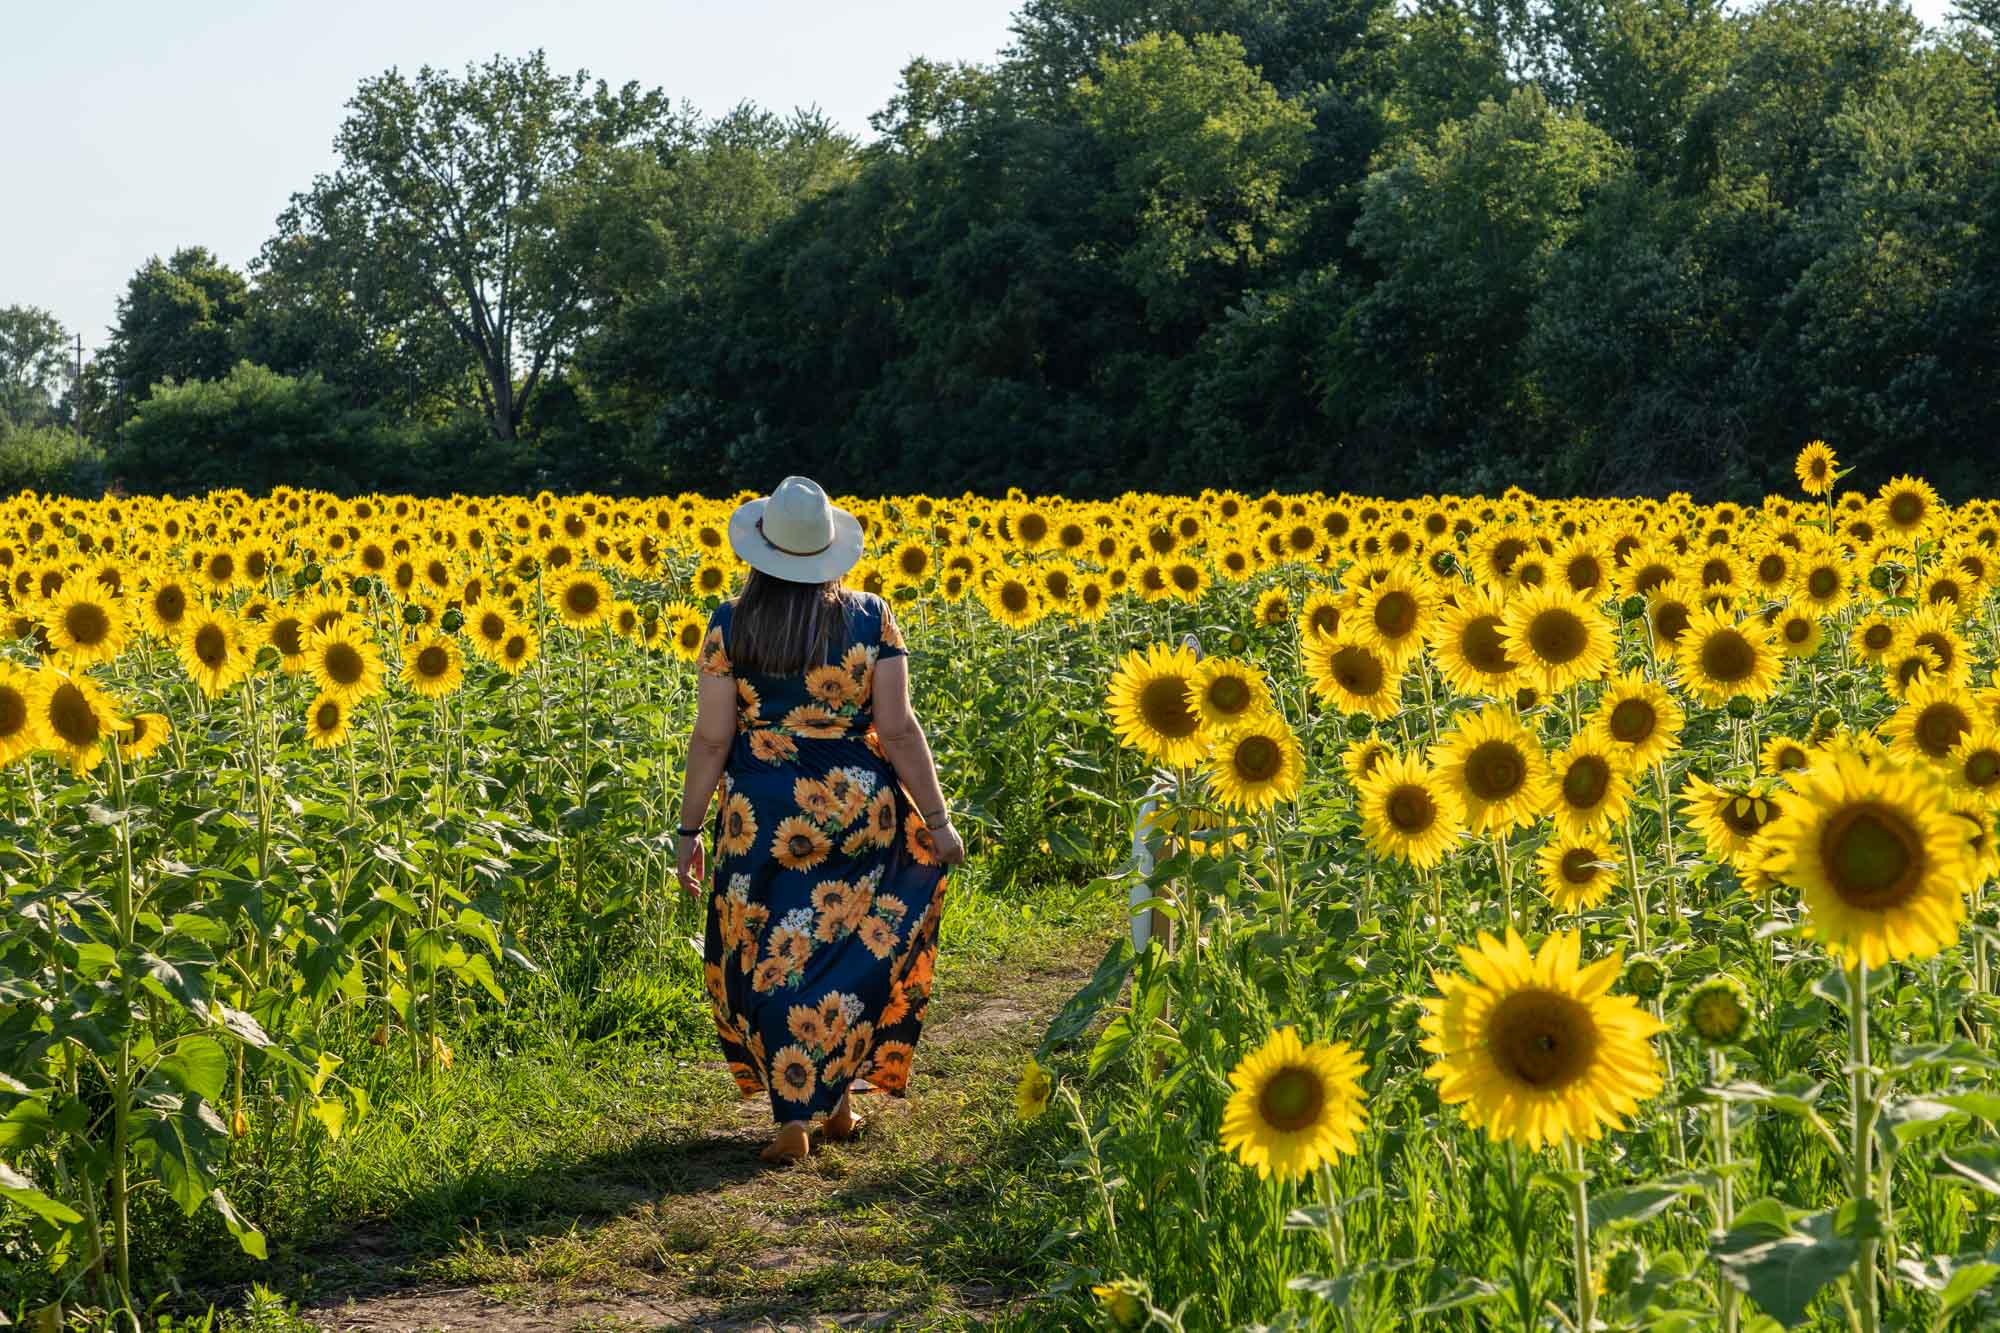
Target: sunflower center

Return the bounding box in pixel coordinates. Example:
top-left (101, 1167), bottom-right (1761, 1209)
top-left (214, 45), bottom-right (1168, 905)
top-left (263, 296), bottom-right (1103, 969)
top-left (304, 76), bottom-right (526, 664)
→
top-left (1966, 751), bottom-right (2000, 789)
top-left (1863, 623), bottom-right (1894, 652)
top-left (0, 686), bottom-right (25, 739)
top-left (1758, 555), bottom-right (1786, 584)
top-left (154, 586), bottom-right (186, 622)
top-left (479, 611), bottom-right (507, 641)
top-left (1805, 568), bottom-right (1838, 599)
top-left (1001, 582), bottom-right (1030, 614)
top-left (417, 645), bottom-right (450, 678)
top-left (1387, 785), bottom-right (1436, 833)
top-left (565, 583), bottom-right (600, 616)
top-left (193, 624), bottom-right (228, 668)
top-left (1256, 1066), bottom-right (1326, 1134)
top-left (1561, 755), bottom-right (1611, 809)
top-left (1527, 608), bottom-right (1587, 665)
top-left (314, 700), bottom-right (342, 731)
top-left (1699, 629), bottom-right (1755, 683)
top-left (1820, 803), bottom-right (1924, 910)
top-left (1373, 590), bottom-right (1417, 639)
top-left (1170, 564), bottom-right (1201, 593)
top-left (1462, 616), bottom-right (1513, 674)
top-left (325, 642), bottom-right (364, 685)
top-left (788, 834), bottom-right (816, 858)
top-left (1138, 676), bottom-right (1200, 739)
top-left (1567, 556), bottom-right (1602, 591)
top-left (1607, 698), bottom-right (1655, 745)
top-left (1487, 989), bottom-right (1598, 1090)
top-left (1232, 736), bottom-right (1282, 783)
top-left (1633, 563), bottom-right (1672, 596)
top-left (271, 618), bottom-right (304, 657)
top-left (1916, 632), bottom-right (1955, 673)
top-left (1890, 492), bottom-right (1924, 526)
top-left (1560, 848), bottom-right (1599, 884)
top-left (1466, 740), bottom-right (1527, 803)
top-left (1309, 607), bottom-right (1340, 638)
top-left (1916, 703), bottom-right (1969, 757)
top-left (48, 683), bottom-right (99, 746)
top-left (1331, 646), bottom-right (1384, 697)
top-left (63, 602), bottom-right (110, 646)
top-left (1652, 601), bottom-right (1690, 644)
top-left (504, 635), bottom-right (528, 660)
top-left (1207, 676), bottom-right (1251, 716)
top-left (1490, 538), bottom-right (1527, 577)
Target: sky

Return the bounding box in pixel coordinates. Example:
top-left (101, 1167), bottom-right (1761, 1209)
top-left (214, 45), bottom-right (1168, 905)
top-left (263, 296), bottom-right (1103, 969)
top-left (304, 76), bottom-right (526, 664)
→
top-left (0, 0), bottom-right (1963, 353)
top-left (0, 0), bottom-right (1025, 350)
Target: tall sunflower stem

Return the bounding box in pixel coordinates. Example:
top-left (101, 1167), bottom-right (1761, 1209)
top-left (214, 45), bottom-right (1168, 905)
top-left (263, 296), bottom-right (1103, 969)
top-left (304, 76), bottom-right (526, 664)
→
top-left (1711, 1048), bottom-right (1739, 1333)
top-left (1565, 1136), bottom-right (1595, 1333)
top-left (1849, 961), bottom-right (1879, 1333)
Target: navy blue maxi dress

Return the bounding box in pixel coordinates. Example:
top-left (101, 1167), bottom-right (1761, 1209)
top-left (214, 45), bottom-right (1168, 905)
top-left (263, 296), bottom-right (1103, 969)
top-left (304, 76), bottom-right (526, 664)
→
top-left (698, 592), bottom-right (951, 1125)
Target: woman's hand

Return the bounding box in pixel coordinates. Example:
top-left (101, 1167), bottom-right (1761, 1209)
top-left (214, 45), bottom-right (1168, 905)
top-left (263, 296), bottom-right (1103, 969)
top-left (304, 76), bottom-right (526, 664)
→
top-left (929, 822), bottom-right (967, 867)
top-left (677, 834), bottom-right (706, 896)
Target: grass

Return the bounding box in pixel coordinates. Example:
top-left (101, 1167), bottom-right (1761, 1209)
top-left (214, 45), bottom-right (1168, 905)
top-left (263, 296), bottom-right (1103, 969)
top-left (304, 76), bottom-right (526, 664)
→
top-left (167, 858), bottom-right (1112, 1330)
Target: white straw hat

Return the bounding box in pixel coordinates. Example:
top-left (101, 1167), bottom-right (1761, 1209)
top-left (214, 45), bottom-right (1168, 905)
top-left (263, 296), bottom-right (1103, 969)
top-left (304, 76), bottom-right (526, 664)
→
top-left (727, 476), bottom-right (865, 583)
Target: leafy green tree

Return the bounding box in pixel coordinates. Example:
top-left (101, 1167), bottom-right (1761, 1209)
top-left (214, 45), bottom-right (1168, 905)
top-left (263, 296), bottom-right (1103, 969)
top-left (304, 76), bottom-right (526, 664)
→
top-left (0, 305), bottom-right (69, 430)
top-left (267, 51), bottom-right (679, 442)
top-left (107, 247), bottom-right (249, 405)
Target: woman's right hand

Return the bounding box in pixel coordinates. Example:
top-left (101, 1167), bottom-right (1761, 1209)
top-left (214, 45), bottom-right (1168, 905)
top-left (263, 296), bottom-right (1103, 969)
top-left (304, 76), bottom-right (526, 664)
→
top-left (929, 822), bottom-right (967, 867)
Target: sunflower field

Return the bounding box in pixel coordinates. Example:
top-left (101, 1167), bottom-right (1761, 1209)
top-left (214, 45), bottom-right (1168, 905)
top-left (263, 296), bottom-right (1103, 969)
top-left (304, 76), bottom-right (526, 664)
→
top-left (4, 450), bottom-right (2000, 1330)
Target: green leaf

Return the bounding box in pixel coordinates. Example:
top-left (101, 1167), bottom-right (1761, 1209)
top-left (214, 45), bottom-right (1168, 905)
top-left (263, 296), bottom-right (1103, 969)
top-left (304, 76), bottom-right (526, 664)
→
top-left (1590, 1180), bottom-right (1702, 1230)
top-left (1941, 1260), bottom-right (2000, 1320)
top-left (1714, 1216), bottom-right (1855, 1328)
top-left (0, 1161), bottom-right (82, 1225)
top-left (1036, 937), bottom-right (1134, 1060)
top-left (133, 1093), bottom-right (228, 1215)
top-left (1876, 1096), bottom-right (1969, 1153)
top-left (1940, 1147), bottom-right (2000, 1197)
top-left (154, 1035), bottom-right (229, 1104)
top-left (207, 1187), bottom-right (266, 1260)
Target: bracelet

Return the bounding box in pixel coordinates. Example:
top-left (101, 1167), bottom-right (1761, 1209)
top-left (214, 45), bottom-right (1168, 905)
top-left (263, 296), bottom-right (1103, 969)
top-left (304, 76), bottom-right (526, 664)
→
top-left (922, 807), bottom-right (950, 829)
top-left (678, 826), bottom-right (704, 838)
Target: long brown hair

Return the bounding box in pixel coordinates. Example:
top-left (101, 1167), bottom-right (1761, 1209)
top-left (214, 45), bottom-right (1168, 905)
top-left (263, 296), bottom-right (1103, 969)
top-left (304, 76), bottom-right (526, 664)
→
top-left (728, 570), bottom-right (852, 676)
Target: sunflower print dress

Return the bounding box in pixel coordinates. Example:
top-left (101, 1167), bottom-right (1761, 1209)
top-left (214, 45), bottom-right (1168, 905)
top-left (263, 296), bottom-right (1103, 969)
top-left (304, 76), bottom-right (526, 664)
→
top-left (698, 592), bottom-right (951, 1125)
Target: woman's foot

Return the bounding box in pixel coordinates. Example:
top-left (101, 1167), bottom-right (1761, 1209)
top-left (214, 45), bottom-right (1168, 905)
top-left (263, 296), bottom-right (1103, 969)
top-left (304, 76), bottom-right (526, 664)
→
top-left (759, 1120), bottom-right (811, 1163)
top-left (823, 1091), bottom-right (864, 1142)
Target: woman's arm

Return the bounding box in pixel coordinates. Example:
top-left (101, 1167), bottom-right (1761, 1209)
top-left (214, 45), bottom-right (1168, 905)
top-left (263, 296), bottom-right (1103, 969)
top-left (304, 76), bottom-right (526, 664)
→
top-left (675, 672), bottom-right (739, 892)
top-left (871, 655), bottom-right (966, 865)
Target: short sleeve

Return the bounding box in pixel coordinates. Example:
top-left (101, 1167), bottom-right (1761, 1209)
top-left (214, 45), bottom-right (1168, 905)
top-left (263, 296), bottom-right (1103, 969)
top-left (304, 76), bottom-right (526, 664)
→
top-left (875, 594), bottom-right (907, 659)
top-left (698, 603), bottom-right (733, 677)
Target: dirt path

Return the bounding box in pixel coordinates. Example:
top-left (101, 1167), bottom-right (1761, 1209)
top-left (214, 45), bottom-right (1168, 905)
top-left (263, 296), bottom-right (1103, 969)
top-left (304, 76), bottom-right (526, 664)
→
top-left (306, 924), bottom-right (1106, 1333)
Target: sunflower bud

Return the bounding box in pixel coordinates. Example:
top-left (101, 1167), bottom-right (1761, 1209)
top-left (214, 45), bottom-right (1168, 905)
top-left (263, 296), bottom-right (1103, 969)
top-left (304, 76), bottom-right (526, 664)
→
top-left (1620, 595), bottom-right (1647, 622)
top-left (1091, 1279), bottom-right (1150, 1331)
top-left (296, 562), bottom-right (322, 588)
top-left (350, 574), bottom-right (374, 598)
top-left (1513, 685), bottom-right (1541, 713)
top-left (255, 644), bottom-right (282, 672)
top-left (1345, 713), bottom-right (1374, 739)
top-left (1726, 694), bottom-right (1757, 720)
top-left (1683, 975), bottom-right (1752, 1047)
top-left (1867, 565), bottom-right (1892, 592)
top-left (1226, 630), bottom-right (1249, 654)
top-left (1833, 672), bottom-right (1858, 693)
top-left (1623, 954), bottom-right (1665, 1001)
top-left (402, 602), bottom-right (427, 626)
top-left (440, 607), bottom-right (465, 634)
top-left (1811, 707), bottom-right (1842, 741)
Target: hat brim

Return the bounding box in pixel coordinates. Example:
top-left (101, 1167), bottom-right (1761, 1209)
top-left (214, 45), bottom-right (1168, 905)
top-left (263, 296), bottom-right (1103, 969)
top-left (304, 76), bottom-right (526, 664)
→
top-left (727, 498), bottom-right (865, 584)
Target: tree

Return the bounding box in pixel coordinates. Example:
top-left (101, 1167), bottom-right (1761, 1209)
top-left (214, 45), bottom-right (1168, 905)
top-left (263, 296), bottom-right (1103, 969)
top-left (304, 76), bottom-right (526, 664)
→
top-left (267, 51), bottom-right (680, 442)
top-left (0, 305), bottom-right (69, 430)
top-left (107, 247), bottom-right (249, 404)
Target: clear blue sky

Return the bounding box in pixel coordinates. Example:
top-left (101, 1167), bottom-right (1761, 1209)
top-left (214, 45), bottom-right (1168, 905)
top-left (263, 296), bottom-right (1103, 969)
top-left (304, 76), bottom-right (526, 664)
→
top-left (1, 0), bottom-right (1025, 349)
top-left (1, 0), bottom-right (1959, 352)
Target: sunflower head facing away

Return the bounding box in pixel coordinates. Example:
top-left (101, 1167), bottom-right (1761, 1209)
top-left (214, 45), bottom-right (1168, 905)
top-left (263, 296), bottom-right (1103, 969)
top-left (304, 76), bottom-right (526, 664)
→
top-left (1421, 929), bottom-right (1663, 1150)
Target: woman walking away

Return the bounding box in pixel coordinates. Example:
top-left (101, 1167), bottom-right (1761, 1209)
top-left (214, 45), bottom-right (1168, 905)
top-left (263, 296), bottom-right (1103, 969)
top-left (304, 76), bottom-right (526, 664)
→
top-left (675, 476), bottom-right (966, 1163)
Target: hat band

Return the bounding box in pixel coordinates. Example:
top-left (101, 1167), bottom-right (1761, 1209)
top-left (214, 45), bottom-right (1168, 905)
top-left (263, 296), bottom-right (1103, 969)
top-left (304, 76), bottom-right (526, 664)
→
top-left (756, 516), bottom-right (834, 559)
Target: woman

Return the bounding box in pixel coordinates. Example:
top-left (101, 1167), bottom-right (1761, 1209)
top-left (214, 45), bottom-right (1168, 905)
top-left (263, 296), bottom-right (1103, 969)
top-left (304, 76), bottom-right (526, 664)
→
top-left (675, 476), bottom-right (966, 1163)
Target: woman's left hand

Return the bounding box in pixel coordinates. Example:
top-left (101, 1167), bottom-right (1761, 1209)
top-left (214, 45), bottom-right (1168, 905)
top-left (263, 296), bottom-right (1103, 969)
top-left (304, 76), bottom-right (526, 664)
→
top-left (677, 834), bottom-right (706, 896)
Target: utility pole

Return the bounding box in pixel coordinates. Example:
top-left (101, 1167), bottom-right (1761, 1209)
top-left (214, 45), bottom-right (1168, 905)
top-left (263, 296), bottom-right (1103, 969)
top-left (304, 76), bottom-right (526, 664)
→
top-left (72, 332), bottom-right (85, 440)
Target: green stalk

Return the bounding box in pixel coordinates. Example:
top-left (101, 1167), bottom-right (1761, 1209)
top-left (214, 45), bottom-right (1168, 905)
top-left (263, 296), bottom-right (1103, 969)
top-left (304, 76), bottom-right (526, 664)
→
top-left (1850, 962), bottom-right (1878, 1333)
top-left (1566, 1136), bottom-right (1595, 1333)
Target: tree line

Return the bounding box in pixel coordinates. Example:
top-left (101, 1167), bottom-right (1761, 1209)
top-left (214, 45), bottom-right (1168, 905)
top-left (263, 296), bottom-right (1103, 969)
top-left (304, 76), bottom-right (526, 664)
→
top-left (5, 0), bottom-right (1999, 500)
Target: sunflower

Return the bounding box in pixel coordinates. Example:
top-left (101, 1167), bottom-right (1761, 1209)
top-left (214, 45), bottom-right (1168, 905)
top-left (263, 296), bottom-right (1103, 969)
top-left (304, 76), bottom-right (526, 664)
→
top-left (1795, 549), bottom-right (1850, 613)
top-left (304, 692), bottom-right (352, 750)
top-left (1296, 591), bottom-right (1345, 643)
top-left (263, 605), bottom-right (311, 673)
top-left (772, 816), bottom-right (833, 873)
top-left (1882, 678), bottom-right (1979, 765)
top-left (1421, 929), bottom-right (1663, 1150)
top-left (1253, 586), bottom-right (1292, 629)
top-left (1946, 726), bottom-right (2000, 807)
top-left (1105, 642), bottom-right (1207, 767)
top-left (1217, 1027), bottom-right (1367, 1182)
top-left (982, 573), bottom-right (1046, 627)
top-left (1498, 585), bottom-right (1614, 694)
top-left (306, 625), bottom-right (384, 703)
top-left (1760, 733), bottom-right (1812, 777)
top-left (121, 711), bottom-right (171, 761)
top-left (1761, 752), bottom-right (1971, 967)
top-left (1341, 736), bottom-right (1394, 784)
top-left (1352, 568), bottom-right (1436, 666)
top-left (1876, 475), bottom-right (1941, 541)
top-left (0, 664), bottom-right (37, 766)
top-left (496, 622), bottom-right (539, 674)
top-left (1681, 775), bottom-right (1782, 863)
top-left (1202, 715), bottom-right (1304, 813)
top-left (1674, 607), bottom-right (1781, 708)
top-left (28, 667), bottom-right (127, 775)
top-left (1795, 440), bottom-right (1838, 496)
top-left (42, 586), bottom-right (129, 667)
top-left (1895, 607), bottom-right (1971, 690)
top-left (1536, 836), bottom-right (1622, 912)
top-left (176, 606), bottom-right (258, 700)
top-left (1431, 585), bottom-right (1518, 699)
top-left (551, 569), bottom-right (611, 629)
top-left (1187, 657), bottom-right (1271, 732)
top-left (139, 571), bottom-right (194, 638)
top-left (401, 634), bottom-right (465, 698)
top-left (1303, 636), bottom-right (1403, 720)
top-left (1357, 753), bottom-right (1466, 868)
top-left (1544, 734), bottom-right (1635, 840)
top-left (1644, 580), bottom-right (1696, 652)
top-left (1431, 705), bottom-right (1548, 835)
top-left (1771, 602), bottom-right (1824, 659)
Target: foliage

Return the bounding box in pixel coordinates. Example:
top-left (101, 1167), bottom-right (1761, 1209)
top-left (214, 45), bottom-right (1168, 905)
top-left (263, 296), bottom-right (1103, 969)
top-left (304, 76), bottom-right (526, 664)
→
top-left (0, 305), bottom-right (69, 432)
top-left (0, 424), bottom-right (103, 497)
top-left (108, 248), bottom-right (251, 410)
